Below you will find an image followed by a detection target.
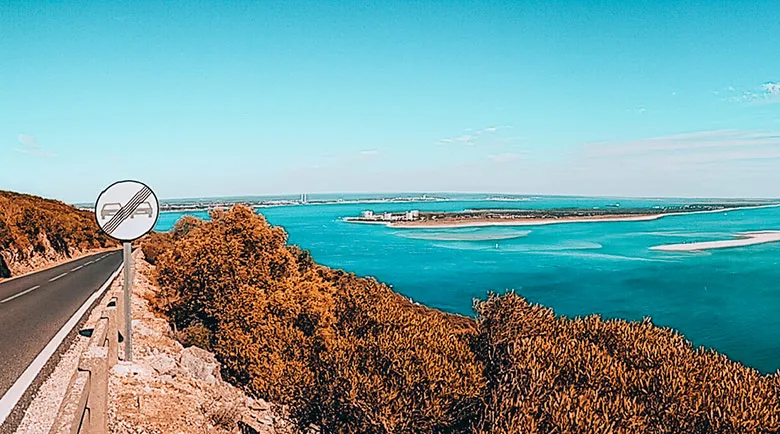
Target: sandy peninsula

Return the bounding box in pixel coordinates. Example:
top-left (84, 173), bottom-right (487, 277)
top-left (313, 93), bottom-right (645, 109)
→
top-left (650, 231), bottom-right (780, 252)
top-left (344, 203), bottom-right (780, 229)
top-left (386, 214), bottom-right (664, 228)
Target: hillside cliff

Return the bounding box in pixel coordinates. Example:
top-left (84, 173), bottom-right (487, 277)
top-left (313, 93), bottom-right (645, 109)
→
top-left (0, 191), bottom-right (116, 278)
top-left (143, 206), bottom-right (780, 433)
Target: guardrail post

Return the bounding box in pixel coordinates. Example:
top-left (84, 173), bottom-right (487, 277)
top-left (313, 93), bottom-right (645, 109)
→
top-left (50, 268), bottom-right (125, 434)
top-left (102, 305), bottom-right (118, 366)
top-left (79, 319), bottom-right (109, 434)
top-left (112, 291), bottom-right (125, 350)
top-left (49, 371), bottom-right (91, 434)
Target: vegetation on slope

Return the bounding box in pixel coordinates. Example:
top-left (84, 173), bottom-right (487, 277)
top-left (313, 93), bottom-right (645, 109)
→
top-left (0, 190), bottom-right (116, 278)
top-left (144, 205), bottom-right (780, 433)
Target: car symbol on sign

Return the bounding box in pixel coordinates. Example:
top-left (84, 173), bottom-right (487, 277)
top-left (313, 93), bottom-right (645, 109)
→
top-left (100, 203), bottom-right (122, 219)
top-left (100, 202), bottom-right (154, 219)
top-left (132, 202), bottom-right (153, 219)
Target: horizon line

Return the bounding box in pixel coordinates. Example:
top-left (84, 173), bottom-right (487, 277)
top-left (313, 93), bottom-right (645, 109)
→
top-left (67, 191), bottom-right (780, 206)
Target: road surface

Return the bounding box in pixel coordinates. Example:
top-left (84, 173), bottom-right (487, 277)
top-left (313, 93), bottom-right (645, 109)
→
top-left (0, 250), bottom-right (122, 401)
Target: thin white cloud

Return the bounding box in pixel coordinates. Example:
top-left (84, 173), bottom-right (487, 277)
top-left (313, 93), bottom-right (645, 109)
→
top-left (725, 81), bottom-right (780, 104)
top-left (477, 125), bottom-right (511, 134)
top-left (15, 134), bottom-right (56, 157)
top-left (763, 82), bottom-right (780, 96)
top-left (582, 130), bottom-right (780, 167)
top-left (437, 125), bottom-right (513, 146)
top-left (488, 152), bottom-right (525, 163)
top-left (666, 148), bottom-right (780, 164)
top-left (358, 149), bottom-right (380, 156)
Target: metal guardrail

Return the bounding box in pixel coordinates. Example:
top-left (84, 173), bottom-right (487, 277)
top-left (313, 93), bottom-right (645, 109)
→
top-left (49, 285), bottom-right (125, 434)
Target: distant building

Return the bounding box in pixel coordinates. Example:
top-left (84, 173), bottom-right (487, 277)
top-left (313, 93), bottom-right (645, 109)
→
top-left (382, 212), bottom-right (393, 220)
top-left (405, 210), bottom-right (420, 220)
top-left (362, 210), bottom-right (374, 219)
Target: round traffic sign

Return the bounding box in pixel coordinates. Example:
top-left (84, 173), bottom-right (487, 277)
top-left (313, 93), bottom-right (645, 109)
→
top-left (95, 180), bottom-right (160, 242)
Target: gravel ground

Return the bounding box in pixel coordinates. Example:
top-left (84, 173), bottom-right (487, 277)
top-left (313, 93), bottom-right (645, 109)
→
top-left (11, 337), bottom-right (88, 434)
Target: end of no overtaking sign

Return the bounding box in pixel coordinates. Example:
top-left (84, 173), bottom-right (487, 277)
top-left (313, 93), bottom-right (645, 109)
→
top-left (95, 179), bottom-right (159, 363)
top-left (95, 180), bottom-right (160, 242)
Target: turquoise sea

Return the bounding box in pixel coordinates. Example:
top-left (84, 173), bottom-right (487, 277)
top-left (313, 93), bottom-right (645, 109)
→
top-left (155, 195), bottom-right (780, 374)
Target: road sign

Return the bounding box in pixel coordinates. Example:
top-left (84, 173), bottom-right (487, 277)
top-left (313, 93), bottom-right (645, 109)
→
top-left (95, 180), bottom-right (159, 242)
top-left (94, 180), bottom-right (159, 362)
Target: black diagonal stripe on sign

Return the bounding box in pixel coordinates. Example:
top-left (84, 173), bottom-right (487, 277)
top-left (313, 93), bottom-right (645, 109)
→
top-left (103, 188), bottom-right (151, 234)
top-left (104, 187), bottom-right (151, 234)
top-left (103, 187), bottom-right (152, 235)
top-left (102, 187), bottom-right (147, 231)
top-left (103, 187), bottom-right (151, 234)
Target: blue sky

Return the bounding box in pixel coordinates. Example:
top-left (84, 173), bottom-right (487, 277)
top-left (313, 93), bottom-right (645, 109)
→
top-left (1, 1), bottom-right (779, 202)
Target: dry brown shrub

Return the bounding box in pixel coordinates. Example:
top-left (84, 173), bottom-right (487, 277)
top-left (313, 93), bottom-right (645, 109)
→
top-left (473, 292), bottom-right (780, 434)
top-left (0, 190), bottom-right (116, 273)
top-left (140, 231), bottom-right (174, 265)
top-left (177, 321), bottom-right (214, 350)
top-left (200, 397), bottom-right (243, 431)
top-left (153, 205), bottom-right (485, 433)
top-left (171, 215), bottom-right (202, 239)
top-left (316, 272), bottom-right (484, 433)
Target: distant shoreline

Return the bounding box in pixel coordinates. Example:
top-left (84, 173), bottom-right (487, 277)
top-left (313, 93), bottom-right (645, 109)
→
top-left (345, 204), bottom-right (780, 229)
top-left (347, 213), bottom-right (664, 228)
top-left (77, 196), bottom-right (453, 213)
top-left (74, 196), bottom-right (780, 215)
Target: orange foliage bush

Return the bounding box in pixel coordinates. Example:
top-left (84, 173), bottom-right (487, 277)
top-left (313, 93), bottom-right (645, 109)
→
top-left (151, 206), bottom-right (484, 433)
top-left (0, 190), bottom-right (116, 277)
top-left (140, 232), bottom-right (174, 265)
top-left (473, 293), bottom-right (780, 434)
top-left (149, 205), bottom-right (780, 433)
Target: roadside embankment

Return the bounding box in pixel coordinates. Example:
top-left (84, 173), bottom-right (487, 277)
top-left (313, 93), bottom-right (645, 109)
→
top-left (11, 250), bottom-right (289, 434)
top-left (107, 250), bottom-right (290, 434)
top-left (0, 190), bottom-right (116, 280)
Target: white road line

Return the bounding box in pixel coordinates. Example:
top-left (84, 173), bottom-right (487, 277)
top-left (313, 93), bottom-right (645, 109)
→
top-left (0, 286), bottom-right (41, 304)
top-left (48, 273), bottom-right (68, 282)
top-left (0, 264), bottom-right (123, 425)
top-left (71, 265), bottom-right (83, 272)
top-left (94, 257), bottom-right (102, 263)
top-left (85, 261), bottom-right (94, 265)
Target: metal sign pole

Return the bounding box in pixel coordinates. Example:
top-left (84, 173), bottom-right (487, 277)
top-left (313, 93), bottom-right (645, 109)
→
top-left (123, 242), bottom-right (133, 362)
top-left (95, 180), bottom-right (159, 364)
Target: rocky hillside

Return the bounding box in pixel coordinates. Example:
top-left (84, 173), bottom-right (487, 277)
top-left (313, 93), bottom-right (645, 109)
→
top-left (0, 190), bottom-right (116, 278)
top-left (108, 250), bottom-right (292, 434)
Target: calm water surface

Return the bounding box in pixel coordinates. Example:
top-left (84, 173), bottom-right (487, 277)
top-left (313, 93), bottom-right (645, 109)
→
top-left (155, 196), bottom-right (780, 374)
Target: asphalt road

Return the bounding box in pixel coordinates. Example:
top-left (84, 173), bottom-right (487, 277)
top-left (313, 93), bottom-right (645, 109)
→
top-left (0, 250), bottom-right (123, 399)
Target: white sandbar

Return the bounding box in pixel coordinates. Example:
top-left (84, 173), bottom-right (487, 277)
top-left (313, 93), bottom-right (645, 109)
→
top-left (650, 231), bottom-right (780, 252)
